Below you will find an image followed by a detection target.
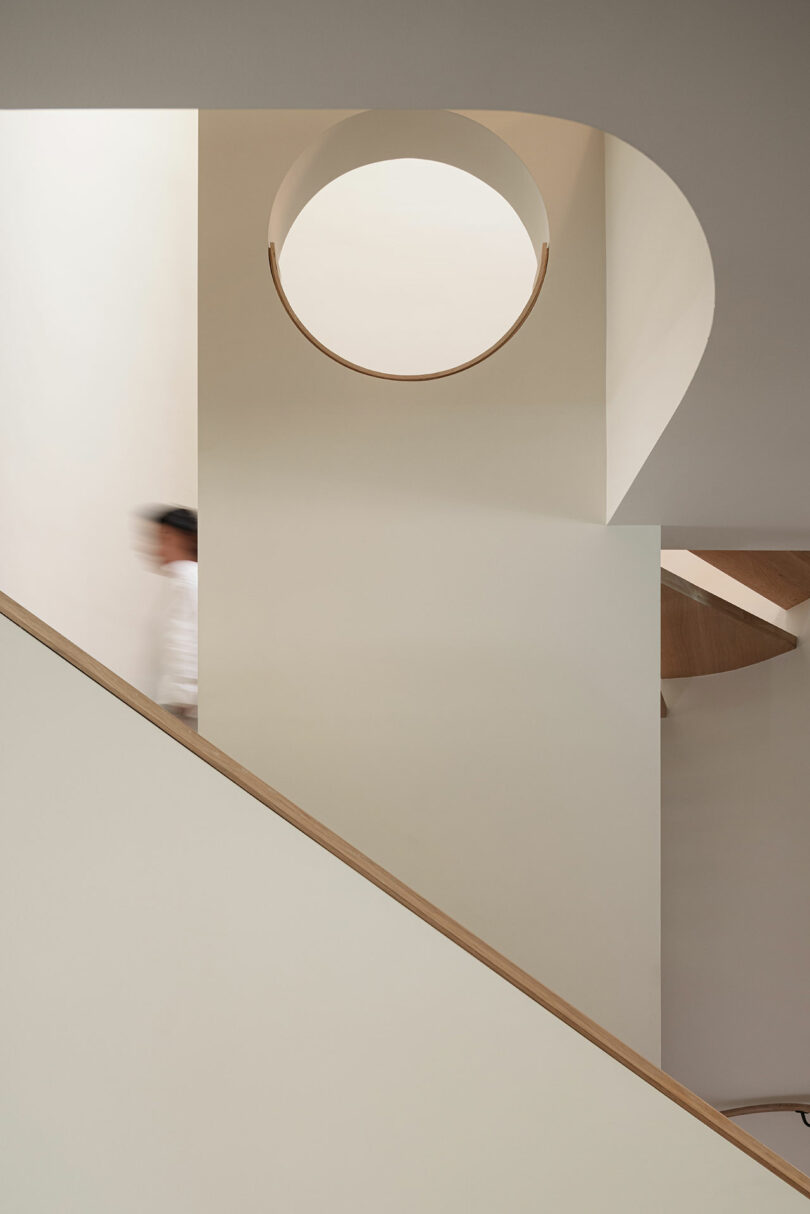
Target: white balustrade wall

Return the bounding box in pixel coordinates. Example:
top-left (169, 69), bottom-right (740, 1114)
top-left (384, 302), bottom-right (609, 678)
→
top-left (0, 110), bottom-right (198, 696)
top-left (1, 614), bottom-right (806, 1212)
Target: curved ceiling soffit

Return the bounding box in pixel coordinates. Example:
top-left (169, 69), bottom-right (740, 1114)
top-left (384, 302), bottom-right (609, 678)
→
top-left (267, 109), bottom-right (550, 381)
top-left (266, 106), bottom-right (714, 457)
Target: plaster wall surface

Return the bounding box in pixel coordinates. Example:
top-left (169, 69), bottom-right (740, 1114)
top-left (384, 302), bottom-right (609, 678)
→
top-left (605, 133), bottom-right (714, 520)
top-left (1, 613), bottom-right (807, 1213)
top-left (662, 599), bottom-right (810, 1175)
top-left (198, 109), bottom-right (661, 1059)
top-left (0, 110), bottom-right (198, 694)
top-left (3, 0), bottom-right (810, 1188)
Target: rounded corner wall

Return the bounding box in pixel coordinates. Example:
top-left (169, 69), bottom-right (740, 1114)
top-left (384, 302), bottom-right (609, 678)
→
top-left (604, 131), bottom-right (716, 521)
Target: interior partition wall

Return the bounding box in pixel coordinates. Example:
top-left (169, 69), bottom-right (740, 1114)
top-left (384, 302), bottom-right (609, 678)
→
top-left (198, 109), bottom-right (662, 1060)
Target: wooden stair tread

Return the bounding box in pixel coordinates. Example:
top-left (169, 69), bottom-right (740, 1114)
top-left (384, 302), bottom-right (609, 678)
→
top-left (690, 550), bottom-right (810, 610)
top-left (661, 569), bottom-right (798, 678)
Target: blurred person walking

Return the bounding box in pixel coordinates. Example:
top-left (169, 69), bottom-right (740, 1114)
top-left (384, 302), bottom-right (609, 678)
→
top-left (148, 506), bottom-right (198, 730)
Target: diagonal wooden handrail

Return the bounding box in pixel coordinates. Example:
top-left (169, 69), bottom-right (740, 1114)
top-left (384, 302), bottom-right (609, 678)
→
top-left (724, 1102), bottom-right (810, 1120)
top-left (1, 586), bottom-right (809, 1200)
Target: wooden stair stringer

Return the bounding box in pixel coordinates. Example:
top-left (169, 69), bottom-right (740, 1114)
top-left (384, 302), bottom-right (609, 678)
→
top-left (662, 569), bottom-right (798, 679)
top-left (690, 551), bottom-right (810, 610)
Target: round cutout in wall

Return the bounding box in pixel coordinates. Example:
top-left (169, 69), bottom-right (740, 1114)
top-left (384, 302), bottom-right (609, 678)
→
top-left (268, 111), bottom-right (549, 380)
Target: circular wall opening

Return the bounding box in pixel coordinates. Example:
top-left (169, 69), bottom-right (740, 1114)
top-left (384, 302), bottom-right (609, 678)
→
top-left (268, 111), bottom-right (549, 380)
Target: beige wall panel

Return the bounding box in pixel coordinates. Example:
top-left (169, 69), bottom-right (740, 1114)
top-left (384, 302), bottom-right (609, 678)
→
top-left (663, 598), bottom-right (810, 1175)
top-left (198, 110), bottom-right (661, 1059)
top-left (2, 615), bottom-right (808, 1211)
top-left (0, 110), bottom-right (198, 695)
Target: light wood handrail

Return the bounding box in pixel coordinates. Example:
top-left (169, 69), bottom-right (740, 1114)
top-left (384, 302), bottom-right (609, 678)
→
top-left (2, 586), bottom-right (809, 1201)
top-left (724, 1103), bottom-right (810, 1119)
top-left (268, 241), bottom-right (549, 381)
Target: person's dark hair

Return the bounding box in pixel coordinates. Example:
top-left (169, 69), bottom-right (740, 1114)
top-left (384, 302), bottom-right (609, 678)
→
top-left (149, 506), bottom-right (198, 559)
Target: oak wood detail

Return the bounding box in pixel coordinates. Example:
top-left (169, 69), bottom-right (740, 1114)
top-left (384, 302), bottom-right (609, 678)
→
top-left (723, 1103), bottom-right (810, 1119)
top-left (268, 241), bottom-right (549, 381)
top-left (1, 587), bottom-right (809, 1201)
top-left (691, 551), bottom-right (810, 610)
top-left (661, 569), bottom-right (798, 679)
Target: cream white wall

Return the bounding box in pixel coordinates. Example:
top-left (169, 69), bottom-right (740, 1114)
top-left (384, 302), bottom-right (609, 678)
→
top-left (1, 614), bottom-right (806, 1212)
top-left (605, 132), bottom-right (715, 520)
top-left (663, 599), bottom-right (810, 1174)
top-left (199, 110), bottom-right (661, 1059)
top-left (0, 110), bottom-right (197, 694)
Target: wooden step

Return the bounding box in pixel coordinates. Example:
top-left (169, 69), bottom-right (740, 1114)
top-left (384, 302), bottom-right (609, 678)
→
top-left (690, 550), bottom-right (810, 609)
top-left (661, 569), bottom-right (798, 678)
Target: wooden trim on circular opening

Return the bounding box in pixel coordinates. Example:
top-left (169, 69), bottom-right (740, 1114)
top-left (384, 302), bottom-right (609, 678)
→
top-left (268, 240), bottom-right (549, 381)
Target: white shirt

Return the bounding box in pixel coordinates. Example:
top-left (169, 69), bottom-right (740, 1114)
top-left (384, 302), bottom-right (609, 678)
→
top-left (156, 560), bottom-right (198, 708)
